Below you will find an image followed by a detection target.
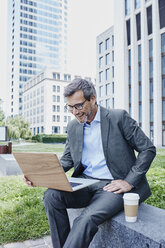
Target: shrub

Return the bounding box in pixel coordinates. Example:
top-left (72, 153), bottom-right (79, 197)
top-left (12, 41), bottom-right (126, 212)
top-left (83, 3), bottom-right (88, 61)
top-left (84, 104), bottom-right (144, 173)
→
top-left (43, 135), bottom-right (66, 143)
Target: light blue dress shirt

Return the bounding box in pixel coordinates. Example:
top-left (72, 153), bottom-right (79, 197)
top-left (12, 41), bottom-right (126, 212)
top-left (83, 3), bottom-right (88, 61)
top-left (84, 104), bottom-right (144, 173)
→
top-left (81, 106), bottom-right (114, 180)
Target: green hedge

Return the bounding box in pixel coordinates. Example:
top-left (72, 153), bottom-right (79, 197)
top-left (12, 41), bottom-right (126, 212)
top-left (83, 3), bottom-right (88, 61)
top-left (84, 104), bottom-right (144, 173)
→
top-left (32, 134), bottom-right (67, 143)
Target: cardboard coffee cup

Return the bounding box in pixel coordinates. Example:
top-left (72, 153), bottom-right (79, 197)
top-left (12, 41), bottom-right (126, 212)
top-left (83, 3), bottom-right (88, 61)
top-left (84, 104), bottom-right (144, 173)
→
top-left (123, 193), bottom-right (140, 222)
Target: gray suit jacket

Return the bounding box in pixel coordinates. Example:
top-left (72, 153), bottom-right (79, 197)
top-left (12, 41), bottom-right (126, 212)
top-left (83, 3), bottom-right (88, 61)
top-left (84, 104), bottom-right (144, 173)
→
top-left (60, 107), bottom-right (156, 202)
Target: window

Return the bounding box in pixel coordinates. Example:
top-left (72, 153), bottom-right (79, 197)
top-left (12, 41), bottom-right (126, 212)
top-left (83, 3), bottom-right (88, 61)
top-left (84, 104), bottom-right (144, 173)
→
top-left (57, 86), bottom-right (60, 92)
top-left (52, 115), bottom-right (56, 122)
top-left (105, 38), bottom-right (110, 50)
top-left (139, 83), bottom-right (142, 101)
top-left (162, 56), bottom-right (165, 74)
top-left (99, 57), bottom-right (103, 68)
top-left (112, 98), bottom-right (114, 108)
top-left (112, 35), bottom-right (114, 46)
top-left (57, 105), bottom-right (60, 112)
top-left (136, 13), bottom-right (141, 41)
top-left (139, 103), bottom-right (142, 123)
top-left (129, 87), bottom-right (131, 103)
top-left (112, 51), bottom-right (114, 62)
top-left (161, 33), bottom-right (165, 53)
top-left (150, 80), bottom-right (153, 99)
top-left (159, 0), bottom-right (165, 29)
top-left (112, 82), bottom-right (114, 94)
top-left (105, 53), bottom-right (110, 65)
top-left (128, 49), bottom-right (131, 66)
top-left (52, 105), bottom-right (56, 112)
top-left (150, 102), bottom-right (153, 122)
top-left (99, 86), bottom-right (103, 97)
top-left (162, 78), bottom-right (165, 97)
top-left (112, 66), bottom-right (114, 78)
top-left (106, 83), bottom-right (110, 96)
top-left (149, 60), bottom-right (153, 78)
top-left (57, 115), bottom-right (60, 122)
top-left (53, 95), bottom-right (56, 102)
top-left (64, 116), bottom-right (67, 122)
top-left (147, 6), bottom-right (152, 35)
top-left (57, 96), bottom-right (60, 102)
top-left (135, 0), bottom-right (141, 9)
top-left (125, 0), bottom-right (131, 15)
top-left (138, 64), bottom-right (141, 82)
top-left (53, 73), bottom-right (60, 80)
top-left (106, 99), bottom-right (110, 109)
top-left (126, 19), bottom-right (131, 45)
top-left (138, 44), bottom-right (141, 62)
top-left (99, 42), bottom-right (103, 54)
top-left (52, 126), bottom-right (60, 134)
top-left (106, 68), bottom-right (110, 81)
top-left (53, 85), bottom-right (56, 92)
top-left (99, 71), bottom-right (103, 82)
top-left (149, 39), bottom-right (153, 58)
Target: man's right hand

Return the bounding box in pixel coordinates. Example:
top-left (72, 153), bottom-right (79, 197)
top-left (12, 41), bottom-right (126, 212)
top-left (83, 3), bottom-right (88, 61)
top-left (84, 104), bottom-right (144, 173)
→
top-left (23, 176), bottom-right (33, 187)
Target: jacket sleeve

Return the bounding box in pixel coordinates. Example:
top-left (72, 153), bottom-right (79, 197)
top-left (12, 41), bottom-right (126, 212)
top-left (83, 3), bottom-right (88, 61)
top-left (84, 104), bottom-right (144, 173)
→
top-left (121, 110), bottom-right (156, 187)
top-left (60, 135), bottom-right (74, 172)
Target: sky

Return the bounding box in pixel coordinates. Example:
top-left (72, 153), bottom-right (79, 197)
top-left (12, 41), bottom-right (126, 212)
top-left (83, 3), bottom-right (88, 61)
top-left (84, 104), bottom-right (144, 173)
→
top-left (67, 0), bottom-right (114, 77)
top-left (0, 0), bottom-right (114, 108)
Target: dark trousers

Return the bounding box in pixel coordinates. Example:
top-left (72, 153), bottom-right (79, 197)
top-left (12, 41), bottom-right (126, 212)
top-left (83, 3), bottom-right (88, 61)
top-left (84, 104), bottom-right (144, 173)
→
top-left (43, 178), bottom-right (124, 248)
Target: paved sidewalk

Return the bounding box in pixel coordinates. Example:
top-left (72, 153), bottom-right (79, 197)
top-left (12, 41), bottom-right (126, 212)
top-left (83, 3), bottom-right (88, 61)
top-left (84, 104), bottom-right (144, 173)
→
top-left (0, 236), bottom-right (53, 248)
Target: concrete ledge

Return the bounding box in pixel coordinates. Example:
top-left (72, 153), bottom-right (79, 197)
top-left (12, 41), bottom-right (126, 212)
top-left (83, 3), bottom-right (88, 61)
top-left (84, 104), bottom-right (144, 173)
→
top-left (67, 203), bottom-right (165, 248)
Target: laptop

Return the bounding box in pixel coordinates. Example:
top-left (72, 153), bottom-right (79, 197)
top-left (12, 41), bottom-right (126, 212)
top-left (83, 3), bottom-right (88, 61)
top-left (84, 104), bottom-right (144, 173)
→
top-left (13, 152), bottom-right (100, 192)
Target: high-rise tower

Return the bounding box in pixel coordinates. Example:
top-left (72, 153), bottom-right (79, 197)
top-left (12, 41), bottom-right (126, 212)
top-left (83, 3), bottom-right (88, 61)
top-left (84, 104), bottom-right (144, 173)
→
top-left (114, 0), bottom-right (165, 146)
top-left (7, 0), bottom-right (68, 116)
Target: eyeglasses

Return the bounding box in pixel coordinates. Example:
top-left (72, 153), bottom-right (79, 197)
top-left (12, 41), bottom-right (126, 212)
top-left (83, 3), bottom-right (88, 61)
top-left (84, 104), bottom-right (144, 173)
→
top-left (65, 100), bottom-right (87, 111)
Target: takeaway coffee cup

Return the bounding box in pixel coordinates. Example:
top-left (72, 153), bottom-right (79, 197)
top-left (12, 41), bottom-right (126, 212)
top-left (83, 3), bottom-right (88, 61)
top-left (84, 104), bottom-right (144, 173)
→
top-left (123, 193), bottom-right (140, 222)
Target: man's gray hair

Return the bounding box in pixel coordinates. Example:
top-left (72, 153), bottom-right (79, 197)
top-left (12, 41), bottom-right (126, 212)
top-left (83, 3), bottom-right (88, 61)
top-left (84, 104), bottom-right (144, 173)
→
top-left (64, 78), bottom-right (96, 101)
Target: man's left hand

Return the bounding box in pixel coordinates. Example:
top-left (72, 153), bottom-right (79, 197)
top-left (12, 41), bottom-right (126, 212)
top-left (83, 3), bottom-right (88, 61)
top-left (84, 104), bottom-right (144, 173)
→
top-left (103, 180), bottom-right (133, 194)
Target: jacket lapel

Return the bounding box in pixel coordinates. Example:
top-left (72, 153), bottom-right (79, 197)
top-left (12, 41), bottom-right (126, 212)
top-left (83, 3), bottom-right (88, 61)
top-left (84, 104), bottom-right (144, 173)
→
top-left (100, 107), bottom-right (110, 161)
top-left (76, 122), bottom-right (84, 162)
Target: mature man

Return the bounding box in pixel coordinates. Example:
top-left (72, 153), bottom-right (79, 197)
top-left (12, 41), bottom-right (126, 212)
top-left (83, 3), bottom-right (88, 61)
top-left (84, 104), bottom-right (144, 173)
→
top-left (44, 78), bottom-right (156, 248)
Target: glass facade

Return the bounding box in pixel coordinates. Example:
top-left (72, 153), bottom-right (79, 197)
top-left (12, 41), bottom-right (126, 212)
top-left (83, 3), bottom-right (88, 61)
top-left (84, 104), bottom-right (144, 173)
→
top-left (9, 0), bottom-right (68, 116)
top-left (138, 44), bottom-right (142, 124)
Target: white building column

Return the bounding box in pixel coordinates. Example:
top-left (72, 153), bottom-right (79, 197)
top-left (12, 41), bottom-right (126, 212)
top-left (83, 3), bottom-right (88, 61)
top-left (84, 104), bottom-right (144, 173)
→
top-left (152, 0), bottom-right (162, 146)
top-left (131, 5), bottom-right (139, 121)
top-left (141, 0), bottom-right (150, 137)
top-left (114, 0), bottom-right (128, 110)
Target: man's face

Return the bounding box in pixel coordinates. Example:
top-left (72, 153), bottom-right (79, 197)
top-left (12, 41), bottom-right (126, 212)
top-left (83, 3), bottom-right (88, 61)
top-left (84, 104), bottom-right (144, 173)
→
top-left (66, 90), bottom-right (97, 124)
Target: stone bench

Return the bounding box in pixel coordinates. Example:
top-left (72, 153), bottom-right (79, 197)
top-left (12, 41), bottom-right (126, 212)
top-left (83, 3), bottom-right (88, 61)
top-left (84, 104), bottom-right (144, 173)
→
top-left (67, 203), bottom-right (165, 248)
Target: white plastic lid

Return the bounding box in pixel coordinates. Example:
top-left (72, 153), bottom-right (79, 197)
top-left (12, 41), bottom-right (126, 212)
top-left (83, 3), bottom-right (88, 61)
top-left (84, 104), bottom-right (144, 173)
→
top-left (123, 193), bottom-right (140, 200)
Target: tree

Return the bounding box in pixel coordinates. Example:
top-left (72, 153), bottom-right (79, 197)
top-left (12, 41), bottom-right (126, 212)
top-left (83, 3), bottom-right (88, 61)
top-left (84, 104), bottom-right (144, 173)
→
top-left (6, 115), bottom-right (32, 140)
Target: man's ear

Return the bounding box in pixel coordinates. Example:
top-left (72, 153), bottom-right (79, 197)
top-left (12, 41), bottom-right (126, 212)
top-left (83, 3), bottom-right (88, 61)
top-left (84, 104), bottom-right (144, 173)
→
top-left (90, 95), bottom-right (96, 105)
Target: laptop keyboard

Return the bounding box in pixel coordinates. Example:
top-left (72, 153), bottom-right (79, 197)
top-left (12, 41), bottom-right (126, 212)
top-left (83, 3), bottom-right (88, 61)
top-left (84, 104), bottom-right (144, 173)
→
top-left (70, 182), bottom-right (82, 187)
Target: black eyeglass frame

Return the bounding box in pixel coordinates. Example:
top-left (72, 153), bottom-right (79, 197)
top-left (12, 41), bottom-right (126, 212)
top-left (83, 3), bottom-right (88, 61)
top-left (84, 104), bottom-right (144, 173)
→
top-left (65, 100), bottom-right (87, 111)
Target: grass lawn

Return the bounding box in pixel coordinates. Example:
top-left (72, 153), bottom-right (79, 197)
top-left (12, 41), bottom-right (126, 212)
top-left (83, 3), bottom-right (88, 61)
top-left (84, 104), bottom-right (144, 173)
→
top-left (0, 144), bottom-right (164, 245)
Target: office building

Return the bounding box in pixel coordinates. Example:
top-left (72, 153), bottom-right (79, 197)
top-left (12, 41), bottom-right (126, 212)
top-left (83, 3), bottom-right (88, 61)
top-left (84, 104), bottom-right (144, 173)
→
top-left (114, 0), bottom-right (165, 146)
top-left (7, 0), bottom-right (68, 117)
top-left (23, 68), bottom-right (93, 135)
top-left (96, 27), bottom-right (115, 109)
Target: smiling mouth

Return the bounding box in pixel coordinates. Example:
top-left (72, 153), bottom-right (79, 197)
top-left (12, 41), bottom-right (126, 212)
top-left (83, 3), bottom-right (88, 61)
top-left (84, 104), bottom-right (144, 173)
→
top-left (76, 113), bottom-right (85, 118)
